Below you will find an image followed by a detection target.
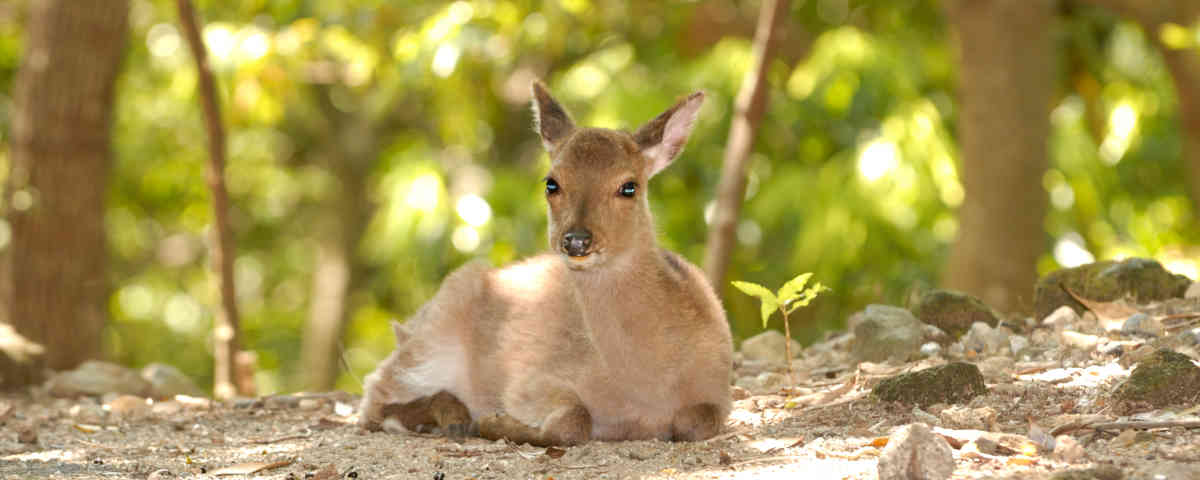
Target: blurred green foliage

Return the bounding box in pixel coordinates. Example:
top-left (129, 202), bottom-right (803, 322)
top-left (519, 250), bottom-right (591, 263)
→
top-left (0, 0), bottom-right (1198, 394)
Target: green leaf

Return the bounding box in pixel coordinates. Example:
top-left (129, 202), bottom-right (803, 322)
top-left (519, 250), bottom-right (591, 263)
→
top-left (777, 272), bottom-right (813, 304)
top-left (731, 280), bottom-right (779, 328)
top-left (784, 282), bottom-right (830, 315)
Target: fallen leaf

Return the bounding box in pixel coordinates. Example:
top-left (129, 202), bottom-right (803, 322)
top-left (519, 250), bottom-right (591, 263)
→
top-left (1112, 429), bottom-right (1138, 447)
top-left (212, 458), bottom-right (294, 476)
top-left (1062, 286), bottom-right (1139, 331)
top-left (1007, 455), bottom-right (1038, 466)
top-left (544, 446), bottom-right (566, 459)
top-left (868, 436), bottom-right (889, 448)
top-left (73, 423), bottom-right (101, 434)
top-left (718, 450), bottom-right (732, 465)
top-left (310, 464), bottom-right (338, 480)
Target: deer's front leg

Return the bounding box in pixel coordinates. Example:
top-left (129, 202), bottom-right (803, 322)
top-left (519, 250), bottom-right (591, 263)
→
top-left (379, 390), bottom-right (473, 436)
top-left (479, 378), bottom-right (592, 446)
top-left (670, 402), bottom-right (724, 441)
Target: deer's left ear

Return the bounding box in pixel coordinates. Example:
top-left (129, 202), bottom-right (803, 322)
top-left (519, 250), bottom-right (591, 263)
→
top-left (634, 91), bottom-right (704, 178)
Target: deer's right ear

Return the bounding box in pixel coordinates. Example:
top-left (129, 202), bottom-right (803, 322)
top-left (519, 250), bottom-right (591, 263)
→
top-left (531, 81), bottom-right (575, 151)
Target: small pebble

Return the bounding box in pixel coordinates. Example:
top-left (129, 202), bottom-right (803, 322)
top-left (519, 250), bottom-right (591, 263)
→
top-left (17, 425), bottom-right (37, 444)
top-left (299, 398), bottom-right (323, 411)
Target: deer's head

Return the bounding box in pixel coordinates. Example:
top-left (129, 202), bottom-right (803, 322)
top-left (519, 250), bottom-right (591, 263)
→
top-left (531, 82), bottom-right (704, 270)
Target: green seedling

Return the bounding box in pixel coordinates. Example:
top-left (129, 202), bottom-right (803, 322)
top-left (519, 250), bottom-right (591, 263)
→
top-left (732, 273), bottom-right (829, 384)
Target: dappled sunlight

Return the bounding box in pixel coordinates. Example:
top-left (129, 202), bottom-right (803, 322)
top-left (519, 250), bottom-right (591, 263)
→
top-left (1053, 232), bottom-right (1096, 269)
top-left (451, 225), bottom-right (481, 252)
top-left (857, 139), bottom-right (898, 183)
top-left (456, 194), bottom-right (492, 227)
top-left (1157, 23), bottom-right (1194, 50)
top-left (202, 23), bottom-right (236, 64)
top-left (1100, 101), bottom-right (1138, 165)
top-left (405, 173), bottom-right (442, 213)
top-left (431, 43), bottom-right (461, 78)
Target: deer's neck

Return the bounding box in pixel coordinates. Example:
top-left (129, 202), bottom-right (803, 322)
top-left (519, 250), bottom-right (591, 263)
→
top-left (567, 246), bottom-right (669, 325)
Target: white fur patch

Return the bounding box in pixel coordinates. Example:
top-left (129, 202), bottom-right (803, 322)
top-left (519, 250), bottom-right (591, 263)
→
top-left (391, 338), bottom-right (466, 402)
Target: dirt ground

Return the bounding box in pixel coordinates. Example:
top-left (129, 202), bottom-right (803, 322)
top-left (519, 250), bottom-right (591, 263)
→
top-left (3, 305), bottom-right (1200, 479)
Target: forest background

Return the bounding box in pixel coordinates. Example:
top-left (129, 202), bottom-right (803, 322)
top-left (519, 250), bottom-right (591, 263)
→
top-left (1, 0), bottom-right (1198, 397)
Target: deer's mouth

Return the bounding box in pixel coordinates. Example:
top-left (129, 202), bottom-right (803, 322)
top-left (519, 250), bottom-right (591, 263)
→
top-left (562, 250), bottom-right (601, 270)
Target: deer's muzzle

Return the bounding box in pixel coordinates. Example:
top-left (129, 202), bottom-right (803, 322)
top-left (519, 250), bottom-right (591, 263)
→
top-left (561, 228), bottom-right (592, 257)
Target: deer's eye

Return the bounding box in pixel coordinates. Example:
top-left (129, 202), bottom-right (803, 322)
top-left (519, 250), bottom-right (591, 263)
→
top-left (545, 178), bottom-right (560, 195)
top-left (619, 181), bottom-right (637, 198)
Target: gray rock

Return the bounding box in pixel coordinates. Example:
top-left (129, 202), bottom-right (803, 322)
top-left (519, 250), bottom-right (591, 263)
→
top-left (141, 363), bottom-right (204, 399)
top-left (851, 305), bottom-right (925, 363)
top-left (877, 423), bottom-right (954, 480)
top-left (1009, 335), bottom-right (1030, 355)
top-left (755, 372), bottom-right (787, 393)
top-left (740, 330), bottom-right (800, 365)
top-left (1121, 312), bottom-right (1162, 338)
top-left (920, 342), bottom-right (942, 357)
top-left (46, 360), bottom-right (153, 398)
top-left (961, 321), bottom-right (1011, 356)
top-left (1187, 282), bottom-right (1200, 299)
top-left (1043, 305), bottom-right (1080, 329)
top-left (68, 403), bottom-right (108, 423)
top-left (977, 356), bottom-right (1014, 382)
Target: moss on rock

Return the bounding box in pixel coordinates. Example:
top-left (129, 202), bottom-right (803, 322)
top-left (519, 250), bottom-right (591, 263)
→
top-left (910, 289), bottom-right (999, 339)
top-left (872, 362), bottom-right (987, 407)
top-left (1112, 349), bottom-right (1200, 413)
top-left (1033, 258), bottom-right (1191, 320)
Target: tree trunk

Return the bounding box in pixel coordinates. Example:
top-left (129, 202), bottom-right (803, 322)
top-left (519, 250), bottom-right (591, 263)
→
top-left (703, 0), bottom-right (790, 293)
top-left (1, 0), bottom-right (128, 388)
top-left (177, 0), bottom-right (244, 399)
top-left (943, 0), bottom-right (1055, 314)
top-left (301, 158), bottom-right (370, 391)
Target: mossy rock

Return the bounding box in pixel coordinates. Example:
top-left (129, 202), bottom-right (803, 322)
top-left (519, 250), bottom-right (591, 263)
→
top-left (1112, 349), bottom-right (1200, 413)
top-left (1033, 258), bottom-right (1191, 320)
top-left (872, 362), bottom-right (987, 407)
top-left (910, 289), bottom-right (999, 339)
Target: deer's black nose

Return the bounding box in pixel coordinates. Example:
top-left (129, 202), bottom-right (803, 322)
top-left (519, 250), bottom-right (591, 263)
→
top-left (562, 229), bottom-right (592, 257)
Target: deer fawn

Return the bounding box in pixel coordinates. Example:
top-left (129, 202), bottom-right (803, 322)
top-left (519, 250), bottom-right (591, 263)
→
top-left (358, 81), bottom-right (732, 446)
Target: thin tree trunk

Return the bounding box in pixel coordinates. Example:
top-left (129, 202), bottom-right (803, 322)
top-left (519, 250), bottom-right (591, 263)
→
top-left (1162, 49), bottom-right (1200, 217)
top-left (703, 0), bottom-right (790, 292)
top-left (943, 0), bottom-right (1055, 313)
top-left (298, 85), bottom-right (379, 392)
top-left (301, 165), bottom-right (370, 391)
top-left (1, 0), bottom-right (128, 388)
top-left (177, 0), bottom-right (244, 399)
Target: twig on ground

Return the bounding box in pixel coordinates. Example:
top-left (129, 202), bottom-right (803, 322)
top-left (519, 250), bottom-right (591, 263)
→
top-left (1052, 420), bottom-right (1200, 436)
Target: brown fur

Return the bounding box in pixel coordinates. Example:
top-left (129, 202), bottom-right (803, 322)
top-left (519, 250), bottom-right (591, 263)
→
top-left (359, 82), bottom-right (732, 445)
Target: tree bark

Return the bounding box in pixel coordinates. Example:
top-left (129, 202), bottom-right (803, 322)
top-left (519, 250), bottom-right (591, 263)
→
top-left (1, 0), bottom-right (128, 388)
top-left (943, 0), bottom-right (1055, 313)
top-left (177, 0), bottom-right (244, 399)
top-left (703, 0), bottom-right (790, 293)
top-left (301, 145), bottom-right (371, 391)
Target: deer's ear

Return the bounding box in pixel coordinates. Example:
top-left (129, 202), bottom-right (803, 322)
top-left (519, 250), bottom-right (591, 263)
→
top-left (531, 81), bottom-right (575, 151)
top-left (634, 91), bottom-right (704, 177)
